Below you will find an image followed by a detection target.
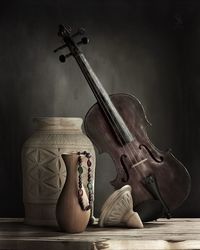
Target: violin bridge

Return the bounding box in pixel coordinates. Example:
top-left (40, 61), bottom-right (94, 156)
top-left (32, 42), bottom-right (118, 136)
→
top-left (131, 158), bottom-right (148, 168)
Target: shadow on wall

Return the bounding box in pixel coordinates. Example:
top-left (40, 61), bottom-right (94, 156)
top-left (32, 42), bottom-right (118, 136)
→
top-left (0, 0), bottom-right (199, 217)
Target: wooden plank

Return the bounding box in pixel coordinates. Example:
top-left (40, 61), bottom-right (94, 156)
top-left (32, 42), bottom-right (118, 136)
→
top-left (0, 239), bottom-right (200, 250)
top-left (0, 218), bottom-right (200, 249)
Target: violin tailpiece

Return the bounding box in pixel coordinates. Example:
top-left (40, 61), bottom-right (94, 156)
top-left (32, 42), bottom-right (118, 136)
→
top-left (145, 175), bottom-right (171, 219)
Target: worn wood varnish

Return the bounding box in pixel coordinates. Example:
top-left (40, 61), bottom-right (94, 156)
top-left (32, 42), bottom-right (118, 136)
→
top-left (0, 218), bottom-right (200, 249)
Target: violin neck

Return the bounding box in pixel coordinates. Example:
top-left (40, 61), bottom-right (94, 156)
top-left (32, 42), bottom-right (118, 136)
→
top-left (74, 52), bottom-right (134, 144)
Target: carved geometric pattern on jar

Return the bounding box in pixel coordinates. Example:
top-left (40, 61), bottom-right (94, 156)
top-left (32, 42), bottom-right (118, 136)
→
top-left (24, 147), bottom-right (66, 200)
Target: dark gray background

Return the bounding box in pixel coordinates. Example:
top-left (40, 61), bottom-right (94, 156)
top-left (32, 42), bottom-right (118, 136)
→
top-left (0, 0), bottom-right (199, 217)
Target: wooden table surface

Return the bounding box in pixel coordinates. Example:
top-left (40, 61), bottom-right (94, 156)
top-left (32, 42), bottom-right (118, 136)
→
top-left (0, 218), bottom-right (200, 249)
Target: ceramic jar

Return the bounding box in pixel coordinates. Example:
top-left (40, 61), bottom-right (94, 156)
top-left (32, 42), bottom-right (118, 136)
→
top-left (22, 117), bottom-right (95, 226)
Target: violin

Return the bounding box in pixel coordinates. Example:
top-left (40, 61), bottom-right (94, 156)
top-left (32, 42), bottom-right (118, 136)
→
top-left (54, 25), bottom-right (191, 221)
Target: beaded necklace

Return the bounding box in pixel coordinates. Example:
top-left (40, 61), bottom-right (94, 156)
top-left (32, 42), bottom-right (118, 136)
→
top-left (77, 151), bottom-right (93, 211)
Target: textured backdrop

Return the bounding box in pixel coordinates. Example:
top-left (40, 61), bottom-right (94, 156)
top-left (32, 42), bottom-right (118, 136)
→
top-left (0, 0), bottom-right (199, 217)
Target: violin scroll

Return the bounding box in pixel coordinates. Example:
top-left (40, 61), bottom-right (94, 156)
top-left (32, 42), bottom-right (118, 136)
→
top-left (57, 24), bottom-right (72, 37)
top-left (54, 24), bottom-right (89, 62)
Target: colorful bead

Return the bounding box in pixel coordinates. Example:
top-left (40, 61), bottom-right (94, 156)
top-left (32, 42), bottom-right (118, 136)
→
top-left (87, 182), bottom-right (92, 190)
top-left (77, 151), bottom-right (93, 211)
top-left (87, 159), bottom-right (92, 167)
top-left (78, 189), bottom-right (83, 196)
top-left (78, 166), bottom-right (83, 174)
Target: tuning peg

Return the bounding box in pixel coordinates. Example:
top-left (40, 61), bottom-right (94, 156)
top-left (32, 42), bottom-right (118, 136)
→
top-left (54, 44), bottom-right (67, 53)
top-left (77, 37), bottom-right (89, 45)
top-left (59, 53), bottom-right (72, 63)
top-left (72, 28), bottom-right (85, 38)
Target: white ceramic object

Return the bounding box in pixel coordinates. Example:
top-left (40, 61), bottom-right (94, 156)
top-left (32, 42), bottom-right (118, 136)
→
top-left (22, 117), bottom-right (95, 226)
top-left (99, 185), bottom-right (143, 228)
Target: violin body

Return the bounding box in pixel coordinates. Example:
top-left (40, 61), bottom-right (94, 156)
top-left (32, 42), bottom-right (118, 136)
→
top-left (85, 93), bottom-right (191, 211)
top-left (54, 25), bottom-right (191, 218)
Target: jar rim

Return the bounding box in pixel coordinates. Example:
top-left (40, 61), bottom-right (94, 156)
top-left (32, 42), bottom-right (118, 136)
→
top-left (33, 117), bottom-right (83, 122)
top-left (33, 117), bottom-right (83, 130)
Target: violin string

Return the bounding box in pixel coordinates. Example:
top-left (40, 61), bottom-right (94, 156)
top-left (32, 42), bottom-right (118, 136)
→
top-left (69, 34), bottom-right (140, 168)
top-left (96, 93), bottom-right (147, 179)
top-left (75, 54), bottom-right (146, 179)
top-left (59, 28), bottom-right (140, 167)
top-left (78, 57), bottom-right (145, 169)
top-left (83, 75), bottom-right (144, 171)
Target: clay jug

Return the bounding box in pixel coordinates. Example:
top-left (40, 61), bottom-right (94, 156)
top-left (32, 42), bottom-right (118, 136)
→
top-left (56, 153), bottom-right (91, 233)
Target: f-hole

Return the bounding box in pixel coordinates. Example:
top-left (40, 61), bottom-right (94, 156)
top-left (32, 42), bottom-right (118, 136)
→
top-left (139, 144), bottom-right (164, 163)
